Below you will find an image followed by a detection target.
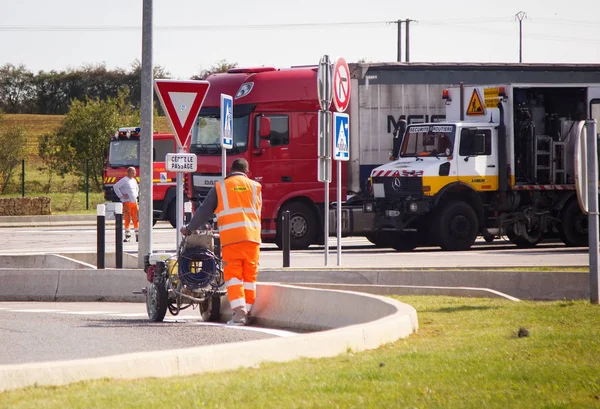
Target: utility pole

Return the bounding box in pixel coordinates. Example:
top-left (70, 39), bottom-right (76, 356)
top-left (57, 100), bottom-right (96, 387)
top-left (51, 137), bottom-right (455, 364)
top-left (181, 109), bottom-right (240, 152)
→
top-left (515, 11), bottom-right (527, 63)
top-left (394, 19), bottom-right (415, 62)
top-left (396, 19), bottom-right (402, 62)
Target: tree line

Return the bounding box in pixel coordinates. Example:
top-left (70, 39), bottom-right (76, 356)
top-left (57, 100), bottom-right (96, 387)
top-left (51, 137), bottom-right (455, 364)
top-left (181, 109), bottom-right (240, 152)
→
top-left (0, 59), bottom-right (237, 115)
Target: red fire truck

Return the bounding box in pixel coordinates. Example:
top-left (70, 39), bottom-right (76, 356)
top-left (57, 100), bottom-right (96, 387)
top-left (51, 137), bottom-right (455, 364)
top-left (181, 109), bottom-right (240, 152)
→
top-left (103, 127), bottom-right (181, 227)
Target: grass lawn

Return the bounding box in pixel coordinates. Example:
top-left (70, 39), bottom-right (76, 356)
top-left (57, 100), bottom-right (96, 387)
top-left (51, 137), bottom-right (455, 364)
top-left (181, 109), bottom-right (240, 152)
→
top-left (1, 192), bottom-right (104, 214)
top-left (1, 296), bottom-right (599, 409)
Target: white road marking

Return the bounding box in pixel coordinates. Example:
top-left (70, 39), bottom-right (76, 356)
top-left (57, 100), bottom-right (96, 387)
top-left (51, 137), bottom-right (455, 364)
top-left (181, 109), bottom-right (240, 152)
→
top-left (194, 322), bottom-right (297, 337)
top-left (56, 311), bottom-right (116, 315)
top-left (6, 309), bottom-right (66, 313)
top-left (104, 313), bottom-right (148, 318)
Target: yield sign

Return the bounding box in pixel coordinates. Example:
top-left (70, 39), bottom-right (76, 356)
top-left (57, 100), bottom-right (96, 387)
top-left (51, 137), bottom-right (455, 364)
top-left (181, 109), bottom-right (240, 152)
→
top-left (332, 57), bottom-right (350, 113)
top-left (154, 79), bottom-right (211, 149)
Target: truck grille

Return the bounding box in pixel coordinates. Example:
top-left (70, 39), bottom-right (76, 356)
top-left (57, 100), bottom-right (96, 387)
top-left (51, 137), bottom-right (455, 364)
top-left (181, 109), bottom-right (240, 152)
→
top-left (192, 173), bottom-right (220, 204)
top-left (372, 176), bottom-right (423, 199)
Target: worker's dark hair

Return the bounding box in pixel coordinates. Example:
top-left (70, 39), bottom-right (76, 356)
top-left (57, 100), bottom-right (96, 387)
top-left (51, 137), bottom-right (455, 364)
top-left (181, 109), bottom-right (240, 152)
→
top-left (231, 158), bottom-right (249, 173)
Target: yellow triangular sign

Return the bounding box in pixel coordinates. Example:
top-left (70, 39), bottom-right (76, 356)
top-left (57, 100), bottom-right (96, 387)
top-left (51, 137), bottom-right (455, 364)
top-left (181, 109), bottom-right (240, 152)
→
top-left (466, 89), bottom-right (485, 116)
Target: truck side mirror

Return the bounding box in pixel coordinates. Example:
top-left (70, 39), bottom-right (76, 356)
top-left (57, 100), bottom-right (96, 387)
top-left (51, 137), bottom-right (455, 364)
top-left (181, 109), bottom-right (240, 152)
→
top-left (259, 116), bottom-right (271, 138)
top-left (253, 138), bottom-right (270, 156)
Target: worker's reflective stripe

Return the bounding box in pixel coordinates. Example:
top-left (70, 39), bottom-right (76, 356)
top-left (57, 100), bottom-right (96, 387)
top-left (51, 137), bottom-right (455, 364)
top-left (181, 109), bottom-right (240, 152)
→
top-left (219, 221), bottom-right (261, 232)
top-left (252, 184), bottom-right (257, 208)
top-left (246, 303), bottom-right (253, 312)
top-left (229, 298), bottom-right (246, 309)
top-left (219, 181), bottom-right (229, 211)
top-left (217, 207), bottom-right (257, 217)
top-left (225, 277), bottom-right (243, 287)
top-left (243, 282), bottom-right (256, 291)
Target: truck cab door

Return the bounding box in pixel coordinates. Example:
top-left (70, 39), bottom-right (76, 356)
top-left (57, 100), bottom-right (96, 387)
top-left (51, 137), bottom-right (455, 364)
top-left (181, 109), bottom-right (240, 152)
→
top-left (457, 127), bottom-right (499, 191)
top-left (251, 113), bottom-right (293, 213)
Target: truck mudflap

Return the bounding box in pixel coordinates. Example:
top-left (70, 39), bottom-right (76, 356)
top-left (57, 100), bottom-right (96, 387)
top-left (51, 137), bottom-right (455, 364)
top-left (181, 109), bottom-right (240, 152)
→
top-left (328, 205), bottom-right (375, 236)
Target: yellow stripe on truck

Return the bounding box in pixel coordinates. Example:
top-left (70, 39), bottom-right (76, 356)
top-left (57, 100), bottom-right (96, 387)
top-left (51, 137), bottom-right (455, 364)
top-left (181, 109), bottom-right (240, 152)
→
top-left (422, 175), bottom-right (499, 196)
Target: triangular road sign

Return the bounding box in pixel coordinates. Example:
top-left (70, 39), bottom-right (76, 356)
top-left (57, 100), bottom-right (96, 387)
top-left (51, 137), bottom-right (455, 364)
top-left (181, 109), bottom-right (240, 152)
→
top-left (154, 79), bottom-right (211, 148)
top-left (466, 89), bottom-right (485, 116)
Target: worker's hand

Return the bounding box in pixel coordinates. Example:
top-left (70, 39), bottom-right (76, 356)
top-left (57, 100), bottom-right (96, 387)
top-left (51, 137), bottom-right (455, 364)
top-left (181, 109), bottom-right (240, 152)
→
top-left (180, 225), bottom-right (190, 237)
top-left (122, 194), bottom-right (129, 200)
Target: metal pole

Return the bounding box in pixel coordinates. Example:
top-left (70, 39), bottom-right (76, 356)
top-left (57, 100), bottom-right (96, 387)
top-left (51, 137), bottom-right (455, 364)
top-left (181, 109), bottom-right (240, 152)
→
top-left (176, 147), bottom-right (184, 250)
top-left (324, 171), bottom-right (329, 266)
top-left (115, 202), bottom-right (123, 269)
top-left (282, 210), bottom-right (290, 267)
top-left (21, 159), bottom-right (25, 197)
top-left (139, 0), bottom-right (153, 267)
top-left (336, 160), bottom-right (342, 265)
top-left (586, 119), bottom-right (599, 304)
top-left (85, 160), bottom-right (89, 210)
top-left (396, 19), bottom-right (402, 62)
top-left (222, 145), bottom-right (227, 180)
top-left (515, 11), bottom-right (527, 63)
top-left (405, 19), bottom-right (410, 63)
top-left (97, 204), bottom-right (105, 269)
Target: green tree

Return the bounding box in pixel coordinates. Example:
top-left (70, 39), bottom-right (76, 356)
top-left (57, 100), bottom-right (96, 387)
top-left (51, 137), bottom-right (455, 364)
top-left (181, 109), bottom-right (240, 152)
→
top-left (191, 59), bottom-right (238, 80)
top-left (0, 63), bottom-right (35, 113)
top-left (0, 114), bottom-right (27, 193)
top-left (50, 87), bottom-right (140, 191)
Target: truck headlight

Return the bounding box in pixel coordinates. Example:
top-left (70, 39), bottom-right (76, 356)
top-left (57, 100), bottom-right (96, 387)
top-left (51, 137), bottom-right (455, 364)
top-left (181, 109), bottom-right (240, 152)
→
top-left (409, 203), bottom-right (418, 213)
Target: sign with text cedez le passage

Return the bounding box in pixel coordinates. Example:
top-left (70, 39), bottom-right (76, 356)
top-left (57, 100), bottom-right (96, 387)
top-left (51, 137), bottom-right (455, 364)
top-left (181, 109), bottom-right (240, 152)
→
top-left (165, 153), bottom-right (197, 172)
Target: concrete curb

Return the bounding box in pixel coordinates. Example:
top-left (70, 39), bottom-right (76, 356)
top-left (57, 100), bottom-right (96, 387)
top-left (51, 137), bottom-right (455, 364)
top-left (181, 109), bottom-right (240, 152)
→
top-left (0, 214), bottom-right (102, 228)
top-left (258, 269), bottom-right (590, 300)
top-left (0, 283), bottom-right (418, 392)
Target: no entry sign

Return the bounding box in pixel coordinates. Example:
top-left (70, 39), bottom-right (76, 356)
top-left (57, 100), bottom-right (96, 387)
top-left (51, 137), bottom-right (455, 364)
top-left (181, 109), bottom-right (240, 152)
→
top-left (332, 57), bottom-right (350, 113)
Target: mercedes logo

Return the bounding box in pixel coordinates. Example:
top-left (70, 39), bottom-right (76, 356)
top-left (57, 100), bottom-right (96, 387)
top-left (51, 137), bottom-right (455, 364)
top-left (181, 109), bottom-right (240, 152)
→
top-left (392, 178), bottom-right (402, 190)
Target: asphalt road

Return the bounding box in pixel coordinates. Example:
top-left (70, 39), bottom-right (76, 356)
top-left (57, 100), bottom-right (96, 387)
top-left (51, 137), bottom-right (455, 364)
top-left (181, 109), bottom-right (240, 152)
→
top-left (0, 302), bottom-right (295, 365)
top-left (0, 222), bottom-right (589, 268)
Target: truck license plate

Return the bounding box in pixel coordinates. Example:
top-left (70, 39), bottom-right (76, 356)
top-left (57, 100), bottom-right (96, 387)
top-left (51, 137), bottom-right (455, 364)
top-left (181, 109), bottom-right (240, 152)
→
top-left (385, 210), bottom-right (401, 217)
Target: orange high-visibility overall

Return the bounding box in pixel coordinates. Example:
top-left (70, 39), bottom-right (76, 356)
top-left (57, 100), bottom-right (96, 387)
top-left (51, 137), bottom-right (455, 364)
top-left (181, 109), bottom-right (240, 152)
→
top-left (123, 202), bottom-right (139, 234)
top-left (215, 175), bottom-right (262, 312)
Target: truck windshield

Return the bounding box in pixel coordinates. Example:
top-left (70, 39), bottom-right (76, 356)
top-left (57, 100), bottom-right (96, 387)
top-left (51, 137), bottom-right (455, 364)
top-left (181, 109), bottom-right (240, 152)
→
top-left (190, 113), bottom-right (250, 155)
top-left (400, 125), bottom-right (456, 158)
top-left (108, 139), bottom-right (140, 167)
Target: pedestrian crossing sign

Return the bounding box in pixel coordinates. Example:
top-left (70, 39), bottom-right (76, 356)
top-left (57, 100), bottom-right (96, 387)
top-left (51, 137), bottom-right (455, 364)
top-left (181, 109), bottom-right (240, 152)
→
top-left (333, 112), bottom-right (350, 161)
top-left (466, 89), bottom-right (486, 116)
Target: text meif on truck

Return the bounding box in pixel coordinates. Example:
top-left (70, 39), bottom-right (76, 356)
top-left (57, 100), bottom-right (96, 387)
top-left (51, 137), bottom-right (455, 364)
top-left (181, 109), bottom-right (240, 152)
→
top-left (103, 126), bottom-right (182, 227)
top-left (365, 83), bottom-right (600, 251)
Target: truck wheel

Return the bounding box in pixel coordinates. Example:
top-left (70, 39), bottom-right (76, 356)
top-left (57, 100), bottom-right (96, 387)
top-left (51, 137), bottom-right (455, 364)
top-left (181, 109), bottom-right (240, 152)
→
top-left (433, 201), bottom-right (478, 251)
top-left (559, 200), bottom-right (588, 247)
top-left (146, 281), bottom-right (168, 322)
top-left (200, 294), bottom-right (221, 322)
top-left (366, 233), bottom-right (388, 248)
top-left (167, 204), bottom-right (177, 228)
top-left (277, 202), bottom-right (317, 250)
top-left (506, 223), bottom-right (542, 248)
top-left (392, 233), bottom-right (419, 252)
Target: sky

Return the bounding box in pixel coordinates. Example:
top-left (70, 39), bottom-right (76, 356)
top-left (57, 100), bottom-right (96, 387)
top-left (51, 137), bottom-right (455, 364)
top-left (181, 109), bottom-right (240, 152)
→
top-left (1, 0), bottom-right (599, 79)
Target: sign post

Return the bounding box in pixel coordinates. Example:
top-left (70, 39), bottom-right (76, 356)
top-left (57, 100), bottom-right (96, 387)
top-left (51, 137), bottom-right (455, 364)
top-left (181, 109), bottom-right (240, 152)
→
top-left (574, 119), bottom-right (599, 304)
top-left (154, 79), bottom-right (210, 249)
top-left (331, 57), bottom-right (351, 267)
top-left (220, 94), bottom-right (234, 179)
top-left (333, 112), bottom-right (350, 266)
top-left (317, 55), bottom-right (333, 266)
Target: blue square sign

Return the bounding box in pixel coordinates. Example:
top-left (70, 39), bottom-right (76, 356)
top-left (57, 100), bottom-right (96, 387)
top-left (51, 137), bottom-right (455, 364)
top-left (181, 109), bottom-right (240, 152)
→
top-left (333, 112), bottom-right (349, 161)
top-left (220, 94), bottom-right (233, 150)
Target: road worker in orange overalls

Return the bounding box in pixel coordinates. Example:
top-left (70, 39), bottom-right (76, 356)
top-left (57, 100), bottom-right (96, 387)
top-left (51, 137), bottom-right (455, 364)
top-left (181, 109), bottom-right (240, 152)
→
top-left (113, 167), bottom-right (140, 242)
top-left (181, 158), bottom-right (262, 326)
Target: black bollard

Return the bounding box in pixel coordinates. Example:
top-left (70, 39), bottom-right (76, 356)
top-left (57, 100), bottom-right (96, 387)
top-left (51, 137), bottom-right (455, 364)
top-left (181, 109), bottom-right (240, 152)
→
top-left (115, 202), bottom-right (123, 269)
top-left (282, 210), bottom-right (290, 268)
top-left (97, 204), bottom-right (105, 269)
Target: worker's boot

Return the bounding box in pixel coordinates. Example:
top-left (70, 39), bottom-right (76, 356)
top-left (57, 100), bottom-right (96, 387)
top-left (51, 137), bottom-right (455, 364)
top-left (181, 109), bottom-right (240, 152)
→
top-left (135, 232), bottom-right (139, 242)
top-left (124, 232), bottom-right (131, 242)
top-left (226, 307), bottom-right (248, 326)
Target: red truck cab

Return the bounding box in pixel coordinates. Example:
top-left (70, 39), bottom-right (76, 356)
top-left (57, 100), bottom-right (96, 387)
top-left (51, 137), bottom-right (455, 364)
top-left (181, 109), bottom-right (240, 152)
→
top-left (187, 67), bottom-right (347, 249)
top-left (103, 127), bottom-right (181, 227)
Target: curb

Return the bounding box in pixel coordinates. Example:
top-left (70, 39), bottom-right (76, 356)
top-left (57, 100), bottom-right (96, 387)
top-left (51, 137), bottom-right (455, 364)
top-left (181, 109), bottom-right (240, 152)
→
top-left (0, 283), bottom-right (418, 392)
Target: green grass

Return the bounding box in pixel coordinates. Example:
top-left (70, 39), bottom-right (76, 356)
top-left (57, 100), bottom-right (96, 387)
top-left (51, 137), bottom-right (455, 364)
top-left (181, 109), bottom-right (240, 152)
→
top-left (2, 296), bottom-right (600, 409)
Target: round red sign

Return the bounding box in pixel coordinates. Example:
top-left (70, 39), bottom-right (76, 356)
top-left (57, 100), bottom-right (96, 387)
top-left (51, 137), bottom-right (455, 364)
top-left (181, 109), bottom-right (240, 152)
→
top-left (332, 57), bottom-right (350, 112)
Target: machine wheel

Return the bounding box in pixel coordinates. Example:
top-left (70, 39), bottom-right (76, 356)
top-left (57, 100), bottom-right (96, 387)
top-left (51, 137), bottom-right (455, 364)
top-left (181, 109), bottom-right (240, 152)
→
top-left (167, 203), bottom-right (177, 228)
top-left (146, 282), bottom-right (168, 322)
top-left (200, 295), bottom-right (221, 322)
top-left (559, 200), bottom-right (588, 247)
top-left (277, 202), bottom-right (318, 250)
top-left (433, 201), bottom-right (479, 251)
top-left (506, 223), bottom-right (542, 248)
